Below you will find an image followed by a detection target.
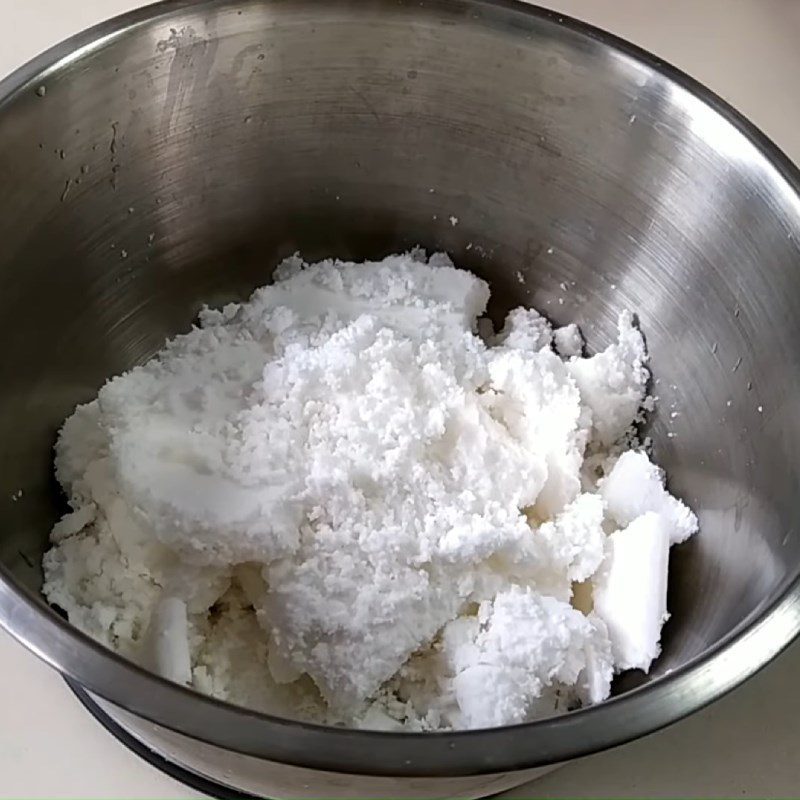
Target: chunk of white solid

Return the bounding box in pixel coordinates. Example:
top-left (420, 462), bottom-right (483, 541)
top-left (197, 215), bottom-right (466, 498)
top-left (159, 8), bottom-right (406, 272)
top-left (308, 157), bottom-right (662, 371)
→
top-left (50, 503), bottom-right (97, 543)
top-left (262, 251), bottom-right (490, 335)
top-left (554, 324), bottom-right (583, 358)
top-left (267, 633), bottom-right (304, 685)
top-left (357, 703), bottom-right (405, 731)
top-left (567, 311), bottom-right (648, 446)
top-left (593, 512), bottom-right (670, 672)
top-left (534, 492), bottom-right (607, 583)
top-left (577, 614), bottom-right (614, 705)
top-left (601, 450), bottom-right (698, 544)
top-left (139, 596), bottom-right (192, 686)
top-left (442, 587), bottom-right (608, 728)
top-left (492, 307), bottom-right (552, 351)
top-left (453, 664), bottom-right (524, 729)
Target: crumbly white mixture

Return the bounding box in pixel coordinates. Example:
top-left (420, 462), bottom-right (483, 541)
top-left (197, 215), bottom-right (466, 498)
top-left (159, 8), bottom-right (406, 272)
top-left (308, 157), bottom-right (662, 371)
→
top-left (42, 250), bottom-right (697, 730)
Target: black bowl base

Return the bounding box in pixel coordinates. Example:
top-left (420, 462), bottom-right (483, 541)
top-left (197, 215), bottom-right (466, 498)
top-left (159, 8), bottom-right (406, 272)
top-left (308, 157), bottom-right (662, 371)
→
top-left (64, 677), bottom-right (266, 800)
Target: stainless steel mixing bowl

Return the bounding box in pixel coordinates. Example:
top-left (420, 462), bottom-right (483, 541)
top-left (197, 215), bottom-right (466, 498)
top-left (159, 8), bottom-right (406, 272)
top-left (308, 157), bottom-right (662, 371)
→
top-left (2, 0), bottom-right (800, 797)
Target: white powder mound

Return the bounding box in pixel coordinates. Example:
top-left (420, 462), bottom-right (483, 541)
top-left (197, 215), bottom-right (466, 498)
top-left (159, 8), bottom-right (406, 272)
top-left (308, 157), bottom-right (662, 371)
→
top-left (42, 250), bottom-right (697, 730)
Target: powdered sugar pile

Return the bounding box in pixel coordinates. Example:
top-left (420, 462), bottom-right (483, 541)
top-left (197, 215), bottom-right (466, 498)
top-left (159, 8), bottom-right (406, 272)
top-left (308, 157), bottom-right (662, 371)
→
top-left (43, 250), bottom-right (697, 730)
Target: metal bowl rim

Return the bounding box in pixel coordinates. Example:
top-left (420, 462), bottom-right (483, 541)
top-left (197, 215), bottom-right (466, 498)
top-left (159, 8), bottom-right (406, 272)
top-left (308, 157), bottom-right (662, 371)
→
top-left (1, 0), bottom-right (799, 777)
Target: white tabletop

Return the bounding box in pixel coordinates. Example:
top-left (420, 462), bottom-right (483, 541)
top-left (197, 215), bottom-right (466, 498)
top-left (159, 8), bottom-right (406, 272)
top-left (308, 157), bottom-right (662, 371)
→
top-left (3, 1), bottom-right (800, 797)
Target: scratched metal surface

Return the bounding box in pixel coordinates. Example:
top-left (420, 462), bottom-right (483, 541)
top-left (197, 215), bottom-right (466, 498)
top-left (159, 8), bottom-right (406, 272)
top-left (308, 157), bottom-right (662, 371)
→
top-left (0, 0), bottom-right (800, 795)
